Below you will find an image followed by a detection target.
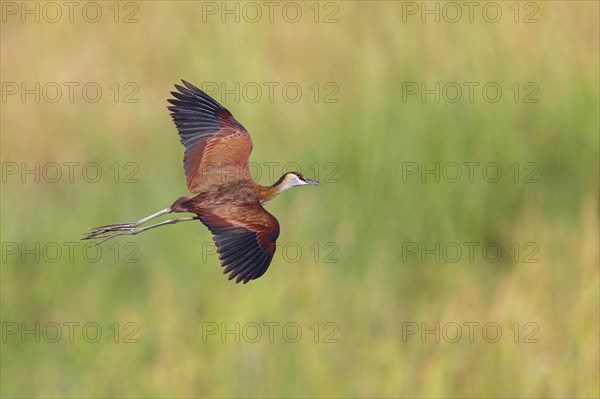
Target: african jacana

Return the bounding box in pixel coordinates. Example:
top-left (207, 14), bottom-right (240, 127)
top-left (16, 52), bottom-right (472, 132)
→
top-left (83, 80), bottom-right (320, 284)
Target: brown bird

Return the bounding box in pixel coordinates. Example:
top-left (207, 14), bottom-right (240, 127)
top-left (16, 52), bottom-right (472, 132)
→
top-left (83, 80), bottom-right (320, 283)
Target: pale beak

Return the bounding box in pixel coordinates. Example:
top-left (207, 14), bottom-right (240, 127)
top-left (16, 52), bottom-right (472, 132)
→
top-left (305, 179), bottom-right (321, 186)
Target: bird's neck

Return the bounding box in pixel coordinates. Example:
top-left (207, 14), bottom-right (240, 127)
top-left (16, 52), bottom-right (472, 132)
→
top-left (259, 175), bottom-right (293, 204)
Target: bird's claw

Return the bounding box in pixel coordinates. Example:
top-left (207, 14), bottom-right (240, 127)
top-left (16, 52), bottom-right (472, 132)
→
top-left (88, 222), bottom-right (137, 233)
top-left (82, 224), bottom-right (141, 246)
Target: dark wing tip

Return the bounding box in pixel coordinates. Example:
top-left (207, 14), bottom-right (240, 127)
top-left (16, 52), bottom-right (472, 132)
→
top-left (167, 80), bottom-right (248, 135)
top-left (182, 79), bottom-right (201, 92)
top-left (198, 213), bottom-right (278, 284)
top-left (219, 237), bottom-right (272, 284)
top-left (168, 80), bottom-right (222, 109)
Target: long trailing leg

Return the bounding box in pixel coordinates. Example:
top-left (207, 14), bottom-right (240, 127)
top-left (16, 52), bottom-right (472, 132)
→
top-left (86, 207), bottom-right (172, 236)
top-left (83, 216), bottom-right (199, 246)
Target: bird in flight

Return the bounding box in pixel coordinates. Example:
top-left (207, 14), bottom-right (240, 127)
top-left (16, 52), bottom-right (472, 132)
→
top-left (83, 80), bottom-right (320, 283)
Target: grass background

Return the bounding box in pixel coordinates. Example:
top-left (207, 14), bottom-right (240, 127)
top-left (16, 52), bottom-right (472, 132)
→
top-left (1, 1), bottom-right (598, 397)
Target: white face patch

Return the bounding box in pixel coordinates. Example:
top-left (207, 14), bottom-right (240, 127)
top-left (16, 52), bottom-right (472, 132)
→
top-left (290, 174), bottom-right (308, 187)
top-left (278, 174), bottom-right (307, 192)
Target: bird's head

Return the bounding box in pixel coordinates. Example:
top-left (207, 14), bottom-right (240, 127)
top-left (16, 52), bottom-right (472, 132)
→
top-left (274, 172), bottom-right (321, 193)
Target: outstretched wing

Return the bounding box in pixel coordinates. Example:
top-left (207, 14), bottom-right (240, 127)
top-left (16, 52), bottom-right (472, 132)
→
top-left (167, 80), bottom-right (253, 193)
top-left (196, 202), bottom-right (280, 284)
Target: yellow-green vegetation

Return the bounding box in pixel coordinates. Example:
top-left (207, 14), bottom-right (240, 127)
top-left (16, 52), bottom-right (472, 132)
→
top-left (1, 2), bottom-right (598, 397)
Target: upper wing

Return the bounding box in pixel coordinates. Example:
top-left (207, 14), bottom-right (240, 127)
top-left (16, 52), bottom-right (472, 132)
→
top-left (167, 80), bottom-right (253, 193)
top-left (196, 202), bottom-right (280, 284)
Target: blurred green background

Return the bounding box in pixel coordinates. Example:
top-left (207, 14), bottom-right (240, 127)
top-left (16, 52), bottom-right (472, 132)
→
top-left (1, 1), bottom-right (598, 397)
